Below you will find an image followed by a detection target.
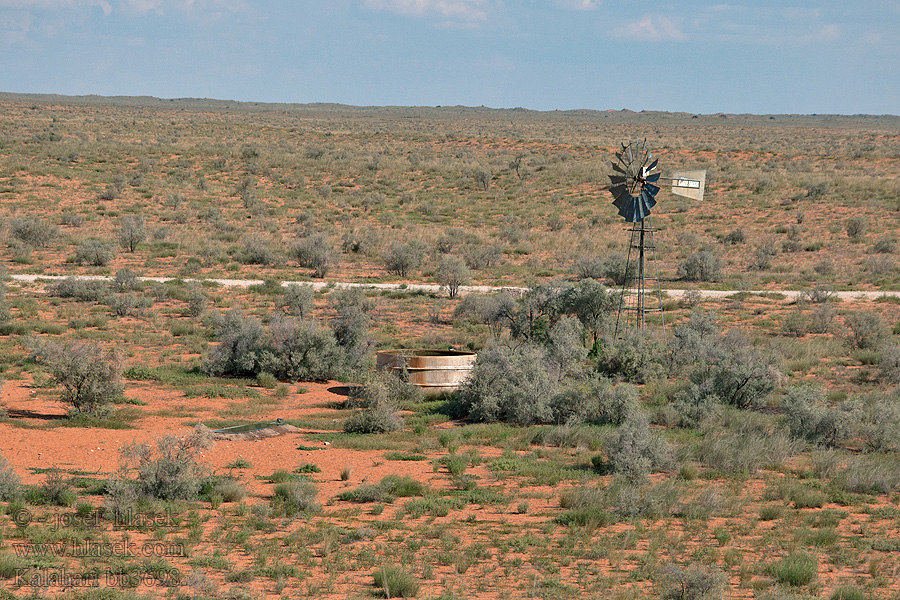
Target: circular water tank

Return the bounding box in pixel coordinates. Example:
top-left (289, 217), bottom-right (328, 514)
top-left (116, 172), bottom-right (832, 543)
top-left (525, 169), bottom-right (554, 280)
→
top-left (375, 349), bottom-right (476, 394)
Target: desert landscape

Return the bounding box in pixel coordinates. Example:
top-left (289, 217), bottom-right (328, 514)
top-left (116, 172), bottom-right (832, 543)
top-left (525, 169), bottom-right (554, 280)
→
top-left (0, 93), bottom-right (899, 600)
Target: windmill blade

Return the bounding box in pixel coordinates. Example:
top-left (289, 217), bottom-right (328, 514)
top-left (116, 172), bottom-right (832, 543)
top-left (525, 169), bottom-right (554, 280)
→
top-left (609, 175), bottom-right (627, 187)
top-left (671, 169), bottom-right (706, 201)
top-left (644, 182), bottom-right (660, 197)
top-left (647, 157), bottom-right (658, 172)
top-left (611, 161), bottom-right (626, 175)
top-left (645, 172), bottom-right (661, 183)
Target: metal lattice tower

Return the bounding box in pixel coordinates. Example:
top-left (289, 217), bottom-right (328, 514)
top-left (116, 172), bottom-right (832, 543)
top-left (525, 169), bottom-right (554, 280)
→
top-left (615, 218), bottom-right (665, 337)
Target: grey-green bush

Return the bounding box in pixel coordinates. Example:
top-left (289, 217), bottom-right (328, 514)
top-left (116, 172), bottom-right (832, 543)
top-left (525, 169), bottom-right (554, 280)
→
top-left (41, 340), bottom-right (124, 416)
top-left (678, 250), bottom-right (722, 282)
top-left (118, 215), bottom-right (146, 252)
top-left (435, 254), bottom-right (471, 298)
top-left (117, 425), bottom-right (213, 501)
top-left (607, 413), bottom-right (675, 481)
top-left (383, 240), bottom-right (427, 277)
top-left (0, 453), bottom-right (21, 500)
top-left (657, 563), bottom-right (726, 600)
top-left (74, 239), bottom-right (116, 266)
top-left (281, 283), bottom-right (314, 319)
top-left (457, 342), bottom-right (557, 426)
top-left (291, 233), bottom-right (332, 278)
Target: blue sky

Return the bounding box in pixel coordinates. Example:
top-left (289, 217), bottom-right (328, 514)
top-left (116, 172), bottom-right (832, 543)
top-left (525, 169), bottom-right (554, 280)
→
top-left (1, 1), bottom-right (897, 115)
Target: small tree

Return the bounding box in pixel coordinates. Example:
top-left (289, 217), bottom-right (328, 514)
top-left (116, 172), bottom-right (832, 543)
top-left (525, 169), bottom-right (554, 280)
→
top-left (845, 216), bottom-right (869, 240)
top-left (845, 311), bottom-right (888, 350)
top-left (678, 250), bottom-right (722, 282)
top-left (74, 239), bottom-right (116, 266)
top-left (435, 255), bottom-right (471, 298)
top-left (0, 452), bottom-right (21, 501)
top-left (282, 283), bottom-right (315, 319)
top-left (383, 240), bottom-right (427, 277)
top-left (292, 233), bottom-right (333, 278)
top-left (43, 341), bottom-right (124, 416)
top-left (10, 217), bottom-right (59, 248)
top-left (473, 168), bottom-right (492, 190)
top-left (116, 425), bottom-right (213, 502)
top-left (118, 215), bottom-right (147, 252)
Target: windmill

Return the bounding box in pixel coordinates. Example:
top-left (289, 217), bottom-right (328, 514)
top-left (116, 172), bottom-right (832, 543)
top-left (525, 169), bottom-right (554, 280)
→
top-left (608, 138), bottom-right (706, 337)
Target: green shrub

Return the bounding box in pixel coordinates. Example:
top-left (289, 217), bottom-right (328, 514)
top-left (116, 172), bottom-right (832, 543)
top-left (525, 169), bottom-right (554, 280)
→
top-left (338, 475), bottom-right (425, 503)
top-left (0, 453), bottom-right (21, 500)
top-left (457, 342), bottom-right (557, 426)
top-left (373, 565), bottom-right (419, 598)
top-left (784, 384), bottom-right (856, 447)
top-left (115, 425), bottom-right (213, 501)
top-left (10, 216), bottom-right (59, 248)
top-left (272, 480), bottom-right (321, 515)
top-left (204, 311), bottom-right (343, 382)
top-left (49, 277), bottom-right (111, 302)
top-left (769, 552), bottom-right (817, 587)
top-left (291, 233), bottom-right (332, 278)
top-left (830, 585), bottom-right (866, 600)
top-left (845, 311), bottom-right (888, 350)
top-left (213, 479), bottom-right (247, 503)
top-left (343, 402), bottom-right (403, 434)
top-left (607, 414), bottom-right (675, 481)
top-left (383, 240), bottom-right (427, 277)
top-left (74, 239), bottom-right (116, 266)
top-left (39, 468), bottom-right (77, 506)
top-left (678, 250), bottom-right (722, 282)
top-left (435, 254), bottom-right (471, 298)
top-left (657, 563), bottom-right (726, 600)
top-left (37, 340), bottom-right (124, 416)
top-left (281, 283), bottom-right (314, 319)
top-left (118, 215), bottom-right (146, 252)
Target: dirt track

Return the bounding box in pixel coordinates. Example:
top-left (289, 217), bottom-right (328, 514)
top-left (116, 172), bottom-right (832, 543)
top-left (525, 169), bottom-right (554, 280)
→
top-left (8, 274), bottom-right (898, 302)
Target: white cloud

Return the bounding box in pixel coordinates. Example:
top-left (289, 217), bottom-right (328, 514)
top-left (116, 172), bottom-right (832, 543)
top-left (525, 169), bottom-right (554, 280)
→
top-left (0, 10), bottom-right (33, 44)
top-left (611, 14), bottom-right (686, 42)
top-left (362, 0), bottom-right (489, 23)
top-left (557, 0), bottom-right (597, 10)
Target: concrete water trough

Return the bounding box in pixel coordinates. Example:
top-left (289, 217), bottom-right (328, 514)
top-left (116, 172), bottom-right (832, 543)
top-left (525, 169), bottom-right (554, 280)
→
top-left (375, 349), bottom-right (477, 394)
top-left (211, 418), bottom-right (301, 441)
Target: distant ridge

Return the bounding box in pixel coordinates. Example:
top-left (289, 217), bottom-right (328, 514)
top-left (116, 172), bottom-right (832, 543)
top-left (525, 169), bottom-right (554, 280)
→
top-left (0, 92), bottom-right (896, 121)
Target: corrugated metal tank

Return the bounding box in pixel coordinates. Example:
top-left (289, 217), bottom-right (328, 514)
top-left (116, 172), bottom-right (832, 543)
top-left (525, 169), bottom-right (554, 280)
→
top-left (375, 349), bottom-right (476, 394)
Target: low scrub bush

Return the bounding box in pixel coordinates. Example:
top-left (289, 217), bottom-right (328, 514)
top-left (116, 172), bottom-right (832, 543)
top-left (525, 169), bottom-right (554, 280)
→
top-left (291, 233), bottom-right (332, 278)
top-left (769, 551), bottom-right (817, 587)
top-left (606, 414), bottom-right (676, 481)
top-left (338, 475), bottom-right (426, 503)
top-left (11, 216), bottom-right (59, 248)
top-left (373, 565), bottom-right (419, 598)
top-left (678, 250), bottom-right (722, 282)
top-left (0, 453), bottom-right (21, 500)
top-left (383, 240), bottom-right (427, 277)
top-left (204, 311), bottom-right (343, 382)
top-left (657, 563), bottom-right (726, 600)
top-left (49, 277), bottom-right (111, 302)
top-left (457, 342), bottom-right (557, 426)
top-left (784, 385), bottom-right (856, 447)
top-left (34, 339), bottom-right (124, 416)
top-left (845, 311), bottom-right (888, 350)
top-left (111, 425), bottom-right (213, 503)
top-left (74, 239), bottom-right (116, 266)
top-left (699, 424), bottom-right (801, 475)
top-left (271, 480), bottom-right (321, 516)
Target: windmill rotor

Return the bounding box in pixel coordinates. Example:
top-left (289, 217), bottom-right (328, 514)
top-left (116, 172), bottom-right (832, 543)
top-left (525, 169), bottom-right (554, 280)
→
top-left (608, 138), bottom-right (661, 223)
